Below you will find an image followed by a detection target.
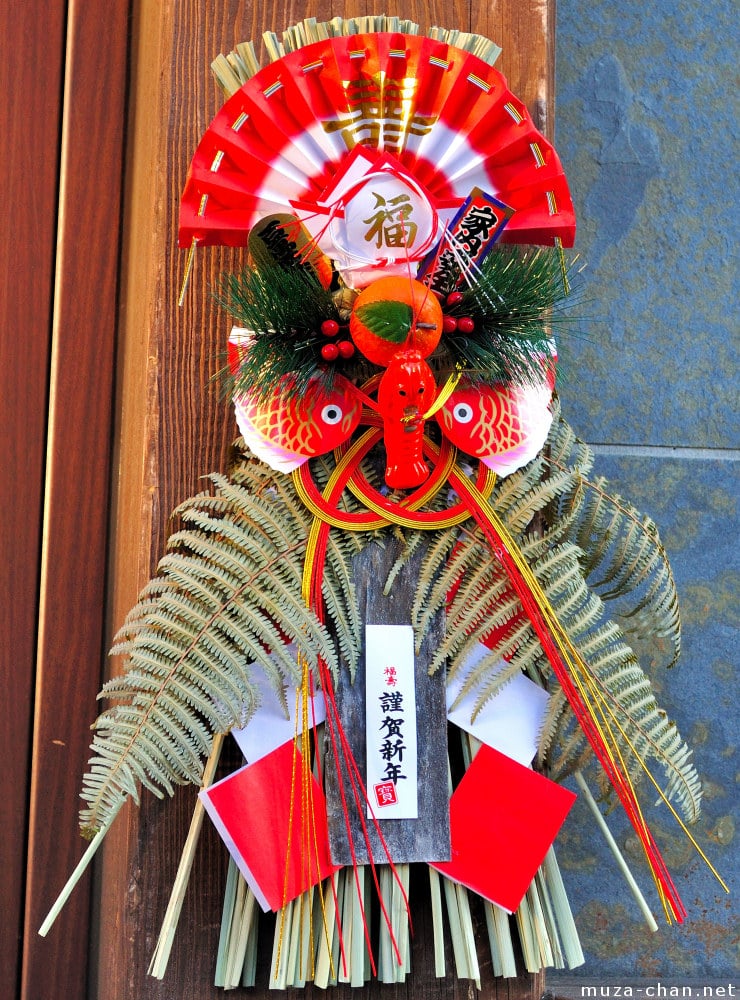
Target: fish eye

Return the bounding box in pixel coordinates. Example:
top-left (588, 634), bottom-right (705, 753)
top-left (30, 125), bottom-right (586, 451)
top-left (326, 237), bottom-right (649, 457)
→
top-left (399, 389), bottom-right (407, 397)
top-left (453, 402), bottom-right (474, 423)
top-left (321, 404), bottom-right (343, 425)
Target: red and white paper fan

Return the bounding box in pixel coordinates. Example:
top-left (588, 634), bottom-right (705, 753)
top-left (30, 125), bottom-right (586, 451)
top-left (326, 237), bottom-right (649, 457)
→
top-left (179, 31), bottom-right (575, 275)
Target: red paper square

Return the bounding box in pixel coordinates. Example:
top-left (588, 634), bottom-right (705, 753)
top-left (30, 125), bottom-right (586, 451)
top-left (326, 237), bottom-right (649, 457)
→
top-left (430, 744), bottom-right (575, 912)
top-left (200, 742), bottom-right (339, 911)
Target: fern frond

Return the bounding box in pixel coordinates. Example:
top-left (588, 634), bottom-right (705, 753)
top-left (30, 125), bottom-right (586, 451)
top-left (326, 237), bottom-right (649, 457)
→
top-left (80, 463), bottom-right (347, 836)
top-left (545, 463), bottom-right (681, 668)
top-left (412, 530), bottom-right (458, 616)
top-left (383, 532), bottom-right (427, 596)
top-left (397, 410), bottom-right (698, 822)
top-left (529, 540), bottom-right (700, 821)
top-left (450, 645), bottom-right (526, 716)
top-left (432, 567), bottom-right (516, 676)
top-left (546, 399), bottom-right (594, 474)
top-left (321, 529), bottom-right (364, 677)
top-left (412, 533), bottom-right (478, 647)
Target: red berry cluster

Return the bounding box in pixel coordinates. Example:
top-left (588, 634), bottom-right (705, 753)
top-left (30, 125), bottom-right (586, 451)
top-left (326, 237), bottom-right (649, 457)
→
top-left (440, 291), bottom-right (474, 335)
top-left (320, 319), bottom-right (355, 361)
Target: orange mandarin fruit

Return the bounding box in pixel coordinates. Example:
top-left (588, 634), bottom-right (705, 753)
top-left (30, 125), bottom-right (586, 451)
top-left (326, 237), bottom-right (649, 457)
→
top-left (349, 276), bottom-right (443, 367)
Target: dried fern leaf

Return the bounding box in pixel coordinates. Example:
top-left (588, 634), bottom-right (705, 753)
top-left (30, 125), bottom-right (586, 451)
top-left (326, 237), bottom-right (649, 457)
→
top-left (544, 415), bottom-right (680, 669)
top-left (398, 410), bottom-right (698, 822)
top-left (80, 463), bottom-right (350, 836)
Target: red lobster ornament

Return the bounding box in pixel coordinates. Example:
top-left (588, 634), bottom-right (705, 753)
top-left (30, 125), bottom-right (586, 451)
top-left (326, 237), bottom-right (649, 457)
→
top-left (377, 349), bottom-right (437, 489)
top-left (350, 276), bottom-right (443, 490)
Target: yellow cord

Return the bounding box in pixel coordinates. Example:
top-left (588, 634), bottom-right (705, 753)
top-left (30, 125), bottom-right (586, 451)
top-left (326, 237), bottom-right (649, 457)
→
top-left (457, 466), bottom-right (727, 910)
top-left (274, 686), bottom-right (302, 978)
top-left (422, 364), bottom-right (464, 420)
top-left (295, 433), bottom-right (497, 535)
top-left (274, 658), bottom-right (338, 982)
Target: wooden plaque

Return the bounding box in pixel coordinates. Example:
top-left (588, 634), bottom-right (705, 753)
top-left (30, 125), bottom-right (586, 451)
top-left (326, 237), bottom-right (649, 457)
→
top-left (325, 539), bottom-right (451, 865)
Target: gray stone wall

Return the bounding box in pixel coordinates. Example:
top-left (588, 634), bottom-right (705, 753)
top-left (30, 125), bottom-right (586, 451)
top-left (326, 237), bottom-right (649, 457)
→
top-left (553, 0), bottom-right (738, 979)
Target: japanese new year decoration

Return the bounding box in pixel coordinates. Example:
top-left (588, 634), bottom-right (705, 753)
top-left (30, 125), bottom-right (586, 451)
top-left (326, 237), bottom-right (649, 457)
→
top-left (41, 15), bottom-right (726, 991)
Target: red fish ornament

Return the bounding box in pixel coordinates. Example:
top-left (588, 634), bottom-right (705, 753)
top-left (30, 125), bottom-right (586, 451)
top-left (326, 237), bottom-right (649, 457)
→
top-left (229, 330), bottom-right (362, 473)
top-left (436, 379), bottom-right (554, 478)
top-left (232, 379), bottom-right (362, 473)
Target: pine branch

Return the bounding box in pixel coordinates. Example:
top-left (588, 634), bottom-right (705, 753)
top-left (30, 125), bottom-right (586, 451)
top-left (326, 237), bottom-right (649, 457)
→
top-left (215, 262), bottom-right (340, 401)
top-left (432, 247), bottom-right (572, 386)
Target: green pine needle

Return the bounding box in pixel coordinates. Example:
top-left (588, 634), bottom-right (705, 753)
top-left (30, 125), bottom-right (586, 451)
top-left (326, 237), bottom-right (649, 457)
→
top-left (215, 246), bottom-right (575, 401)
top-left (433, 246), bottom-right (571, 385)
top-left (215, 262), bottom-right (340, 400)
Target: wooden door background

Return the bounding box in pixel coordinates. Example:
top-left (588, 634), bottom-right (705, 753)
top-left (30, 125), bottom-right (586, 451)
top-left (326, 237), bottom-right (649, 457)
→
top-left (3, 2), bottom-right (555, 997)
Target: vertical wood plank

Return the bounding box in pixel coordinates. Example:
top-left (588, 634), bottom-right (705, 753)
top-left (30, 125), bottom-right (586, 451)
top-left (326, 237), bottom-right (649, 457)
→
top-left (92, 1), bottom-right (553, 997)
top-left (0, 3), bottom-right (65, 998)
top-left (95, 2), bottom-right (282, 997)
top-left (474, 0), bottom-right (555, 136)
top-left (20, 3), bottom-right (133, 999)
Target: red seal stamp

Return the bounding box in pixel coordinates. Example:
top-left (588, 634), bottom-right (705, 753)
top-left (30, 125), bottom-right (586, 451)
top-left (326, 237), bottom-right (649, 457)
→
top-left (374, 781), bottom-right (398, 807)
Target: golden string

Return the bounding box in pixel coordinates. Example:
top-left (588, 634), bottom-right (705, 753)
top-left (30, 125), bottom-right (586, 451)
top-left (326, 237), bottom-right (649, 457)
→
top-left (456, 467), bottom-right (727, 910)
top-left (295, 431), bottom-right (497, 539)
top-left (421, 364), bottom-right (464, 420)
top-left (302, 652), bottom-right (340, 980)
top-left (274, 657), bottom-right (337, 981)
top-left (274, 686), bottom-right (302, 978)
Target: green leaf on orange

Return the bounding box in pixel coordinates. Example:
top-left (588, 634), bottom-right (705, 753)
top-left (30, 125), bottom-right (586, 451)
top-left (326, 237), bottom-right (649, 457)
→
top-left (355, 300), bottom-right (413, 344)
